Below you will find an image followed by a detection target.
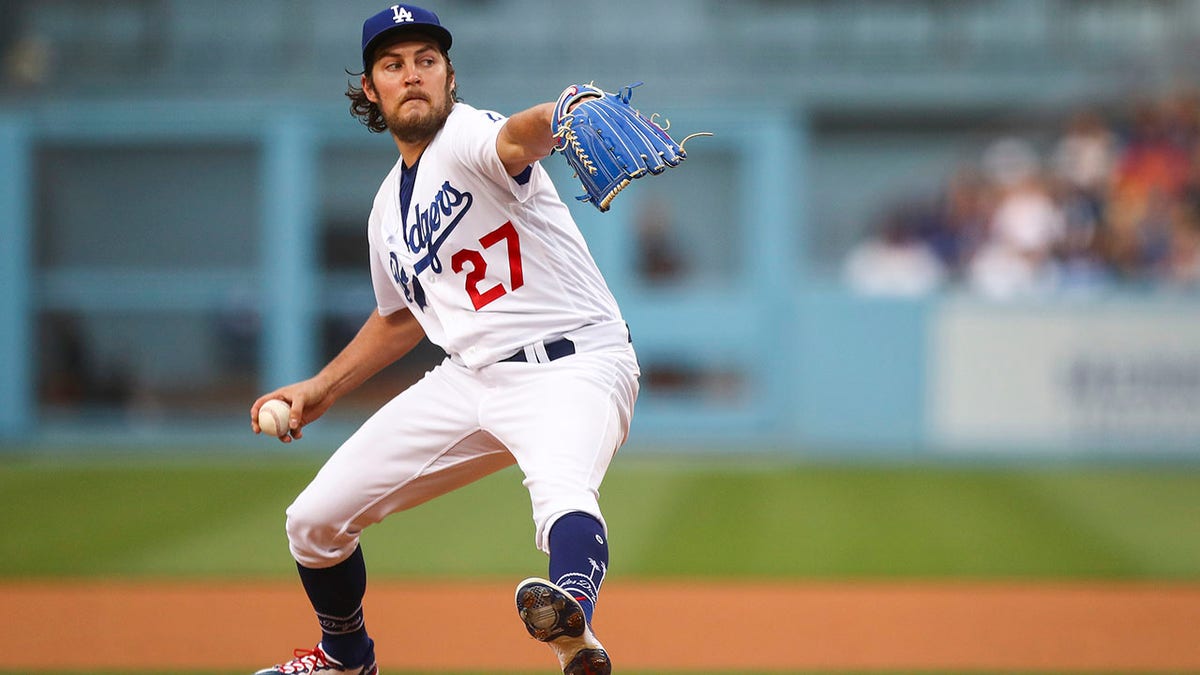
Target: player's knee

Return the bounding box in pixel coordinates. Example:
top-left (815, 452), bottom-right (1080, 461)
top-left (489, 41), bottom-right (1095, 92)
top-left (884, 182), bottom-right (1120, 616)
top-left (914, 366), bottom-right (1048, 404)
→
top-left (284, 500), bottom-right (356, 568)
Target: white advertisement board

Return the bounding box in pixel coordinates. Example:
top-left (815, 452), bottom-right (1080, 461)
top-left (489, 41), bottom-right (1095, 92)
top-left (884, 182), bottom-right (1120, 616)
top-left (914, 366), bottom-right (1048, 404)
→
top-left (929, 299), bottom-right (1200, 454)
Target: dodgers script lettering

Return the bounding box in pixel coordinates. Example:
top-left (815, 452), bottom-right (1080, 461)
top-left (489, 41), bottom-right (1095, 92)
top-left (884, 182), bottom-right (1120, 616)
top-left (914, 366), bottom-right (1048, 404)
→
top-left (406, 181), bottom-right (473, 275)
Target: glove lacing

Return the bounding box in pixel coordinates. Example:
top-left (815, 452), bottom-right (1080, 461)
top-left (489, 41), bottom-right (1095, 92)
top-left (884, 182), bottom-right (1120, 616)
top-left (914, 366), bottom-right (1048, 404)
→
top-left (553, 119), bottom-right (598, 177)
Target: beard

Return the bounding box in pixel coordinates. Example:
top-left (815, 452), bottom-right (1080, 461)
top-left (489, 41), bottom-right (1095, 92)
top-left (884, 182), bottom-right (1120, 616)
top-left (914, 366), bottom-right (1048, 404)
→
top-left (384, 87), bottom-right (455, 144)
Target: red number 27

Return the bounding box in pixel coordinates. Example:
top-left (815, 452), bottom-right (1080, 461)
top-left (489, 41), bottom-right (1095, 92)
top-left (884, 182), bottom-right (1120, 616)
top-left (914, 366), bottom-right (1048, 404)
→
top-left (451, 221), bottom-right (525, 310)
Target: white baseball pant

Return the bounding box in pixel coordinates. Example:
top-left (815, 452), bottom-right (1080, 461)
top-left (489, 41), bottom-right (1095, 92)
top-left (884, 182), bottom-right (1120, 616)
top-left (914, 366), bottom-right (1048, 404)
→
top-left (285, 339), bottom-right (639, 568)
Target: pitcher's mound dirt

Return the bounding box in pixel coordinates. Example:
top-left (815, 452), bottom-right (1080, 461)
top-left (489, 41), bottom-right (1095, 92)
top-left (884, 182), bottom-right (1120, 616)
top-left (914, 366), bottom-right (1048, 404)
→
top-left (2, 580), bottom-right (1198, 672)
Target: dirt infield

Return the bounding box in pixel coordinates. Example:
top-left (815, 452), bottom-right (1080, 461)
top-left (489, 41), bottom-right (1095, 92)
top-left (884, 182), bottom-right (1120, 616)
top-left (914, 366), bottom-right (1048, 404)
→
top-left (3, 579), bottom-right (1199, 672)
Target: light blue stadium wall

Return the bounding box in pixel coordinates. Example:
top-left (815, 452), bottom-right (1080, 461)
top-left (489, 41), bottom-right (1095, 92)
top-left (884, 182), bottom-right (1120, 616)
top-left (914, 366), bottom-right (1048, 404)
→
top-left (0, 116), bottom-right (34, 440)
top-left (792, 290), bottom-right (929, 455)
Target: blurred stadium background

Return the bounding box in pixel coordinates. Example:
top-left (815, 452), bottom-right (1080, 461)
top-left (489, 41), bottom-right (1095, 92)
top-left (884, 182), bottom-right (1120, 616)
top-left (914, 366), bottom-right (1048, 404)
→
top-left (2, 1), bottom-right (1200, 672)
top-left (4, 0), bottom-right (1200, 456)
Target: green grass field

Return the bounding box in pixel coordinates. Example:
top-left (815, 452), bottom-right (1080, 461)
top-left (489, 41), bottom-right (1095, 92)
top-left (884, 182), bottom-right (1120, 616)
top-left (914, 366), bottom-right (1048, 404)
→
top-left (2, 450), bottom-right (1198, 675)
top-left (1, 450), bottom-right (1198, 580)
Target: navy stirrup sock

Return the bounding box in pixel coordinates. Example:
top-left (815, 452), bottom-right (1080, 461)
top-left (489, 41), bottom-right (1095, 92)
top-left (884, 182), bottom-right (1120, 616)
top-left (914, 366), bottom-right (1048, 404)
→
top-left (296, 544), bottom-right (372, 666)
top-left (547, 511), bottom-right (609, 624)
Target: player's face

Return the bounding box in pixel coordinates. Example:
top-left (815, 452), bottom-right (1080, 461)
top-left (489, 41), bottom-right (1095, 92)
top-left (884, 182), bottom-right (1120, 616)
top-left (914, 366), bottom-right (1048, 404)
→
top-left (364, 39), bottom-right (456, 144)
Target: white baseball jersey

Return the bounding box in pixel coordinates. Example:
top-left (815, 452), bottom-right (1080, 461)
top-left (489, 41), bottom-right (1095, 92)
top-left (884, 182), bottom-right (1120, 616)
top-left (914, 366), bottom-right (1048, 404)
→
top-left (367, 102), bottom-right (626, 369)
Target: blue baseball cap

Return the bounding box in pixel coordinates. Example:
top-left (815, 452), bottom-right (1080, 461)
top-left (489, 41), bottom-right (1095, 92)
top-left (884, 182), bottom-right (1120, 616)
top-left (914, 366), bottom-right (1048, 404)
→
top-left (361, 4), bottom-right (453, 69)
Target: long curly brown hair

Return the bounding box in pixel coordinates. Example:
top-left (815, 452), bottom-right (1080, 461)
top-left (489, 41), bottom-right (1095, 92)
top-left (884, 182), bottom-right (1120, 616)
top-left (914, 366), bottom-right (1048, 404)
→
top-left (345, 52), bottom-right (458, 134)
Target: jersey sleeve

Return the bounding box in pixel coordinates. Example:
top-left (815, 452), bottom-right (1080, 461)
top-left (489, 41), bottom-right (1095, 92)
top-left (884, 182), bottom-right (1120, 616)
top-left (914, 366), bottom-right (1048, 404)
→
top-left (449, 107), bottom-right (541, 202)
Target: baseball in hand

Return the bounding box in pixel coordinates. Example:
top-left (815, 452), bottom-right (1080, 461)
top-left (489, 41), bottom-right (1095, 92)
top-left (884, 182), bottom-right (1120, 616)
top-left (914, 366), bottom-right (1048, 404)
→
top-left (258, 399), bottom-right (292, 437)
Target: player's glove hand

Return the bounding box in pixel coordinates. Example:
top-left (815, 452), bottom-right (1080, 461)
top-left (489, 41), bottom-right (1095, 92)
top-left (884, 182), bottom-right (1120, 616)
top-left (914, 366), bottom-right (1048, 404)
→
top-left (552, 82), bottom-right (711, 212)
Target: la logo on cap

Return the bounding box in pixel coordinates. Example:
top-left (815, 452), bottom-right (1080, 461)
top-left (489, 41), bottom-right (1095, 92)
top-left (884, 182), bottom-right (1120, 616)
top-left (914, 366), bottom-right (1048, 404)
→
top-left (391, 5), bottom-right (414, 23)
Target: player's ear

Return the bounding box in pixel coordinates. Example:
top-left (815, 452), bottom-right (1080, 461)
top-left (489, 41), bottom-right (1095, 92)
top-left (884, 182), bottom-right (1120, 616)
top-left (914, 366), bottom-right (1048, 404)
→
top-left (362, 73), bottom-right (379, 104)
top-left (444, 56), bottom-right (457, 100)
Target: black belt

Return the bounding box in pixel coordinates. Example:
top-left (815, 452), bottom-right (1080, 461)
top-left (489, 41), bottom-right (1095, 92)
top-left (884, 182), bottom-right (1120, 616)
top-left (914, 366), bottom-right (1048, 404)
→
top-left (500, 337), bottom-right (576, 363)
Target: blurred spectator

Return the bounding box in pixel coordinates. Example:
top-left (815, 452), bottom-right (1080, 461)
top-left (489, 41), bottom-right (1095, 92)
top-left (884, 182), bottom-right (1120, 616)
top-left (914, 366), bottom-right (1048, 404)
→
top-left (1162, 88), bottom-right (1200, 151)
top-left (631, 196), bottom-right (705, 395)
top-left (39, 313), bottom-right (132, 407)
top-left (1, 2), bottom-right (50, 89)
top-left (843, 204), bottom-right (946, 296)
top-left (1112, 101), bottom-right (1191, 203)
top-left (968, 138), bottom-right (1066, 298)
top-left (4, 34), bottom-right (50, 88)
top-left (1165, 197), bottom-right (1200, 287)
top-left (846, 89), bottom-right (1200, 297)
top-left (981, 136), bottom-right (1040, 190)
top-left (1050, 184), bottom-right (1111, 293)
top-left (634, 196), bottom-right (687, 284)
top-left (914, 165), bottom-right (994, 277)
top-left (987, 143), bottom-right (1065, 257)
top-left (1107, 100), bottom-right (1192, 280)
top-left (1052, 110), bottom-right (1117, 202)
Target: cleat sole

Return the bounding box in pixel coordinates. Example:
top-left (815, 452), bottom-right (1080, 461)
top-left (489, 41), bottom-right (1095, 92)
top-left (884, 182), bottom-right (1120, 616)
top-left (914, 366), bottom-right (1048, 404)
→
top-left (564, 647), bottom-right (611, 675)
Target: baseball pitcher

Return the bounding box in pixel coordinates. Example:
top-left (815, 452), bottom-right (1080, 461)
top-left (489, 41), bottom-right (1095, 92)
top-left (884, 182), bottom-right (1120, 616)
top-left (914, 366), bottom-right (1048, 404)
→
top-left (249, 5), bottom-right (702, 674)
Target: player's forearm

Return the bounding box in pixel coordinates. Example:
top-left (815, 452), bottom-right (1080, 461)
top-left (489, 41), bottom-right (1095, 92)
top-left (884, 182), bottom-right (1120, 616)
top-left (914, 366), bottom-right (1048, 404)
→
top-left (496, 102), bottom-right (556, 175)
top-left (315, 308), bottom-right (425, 401)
